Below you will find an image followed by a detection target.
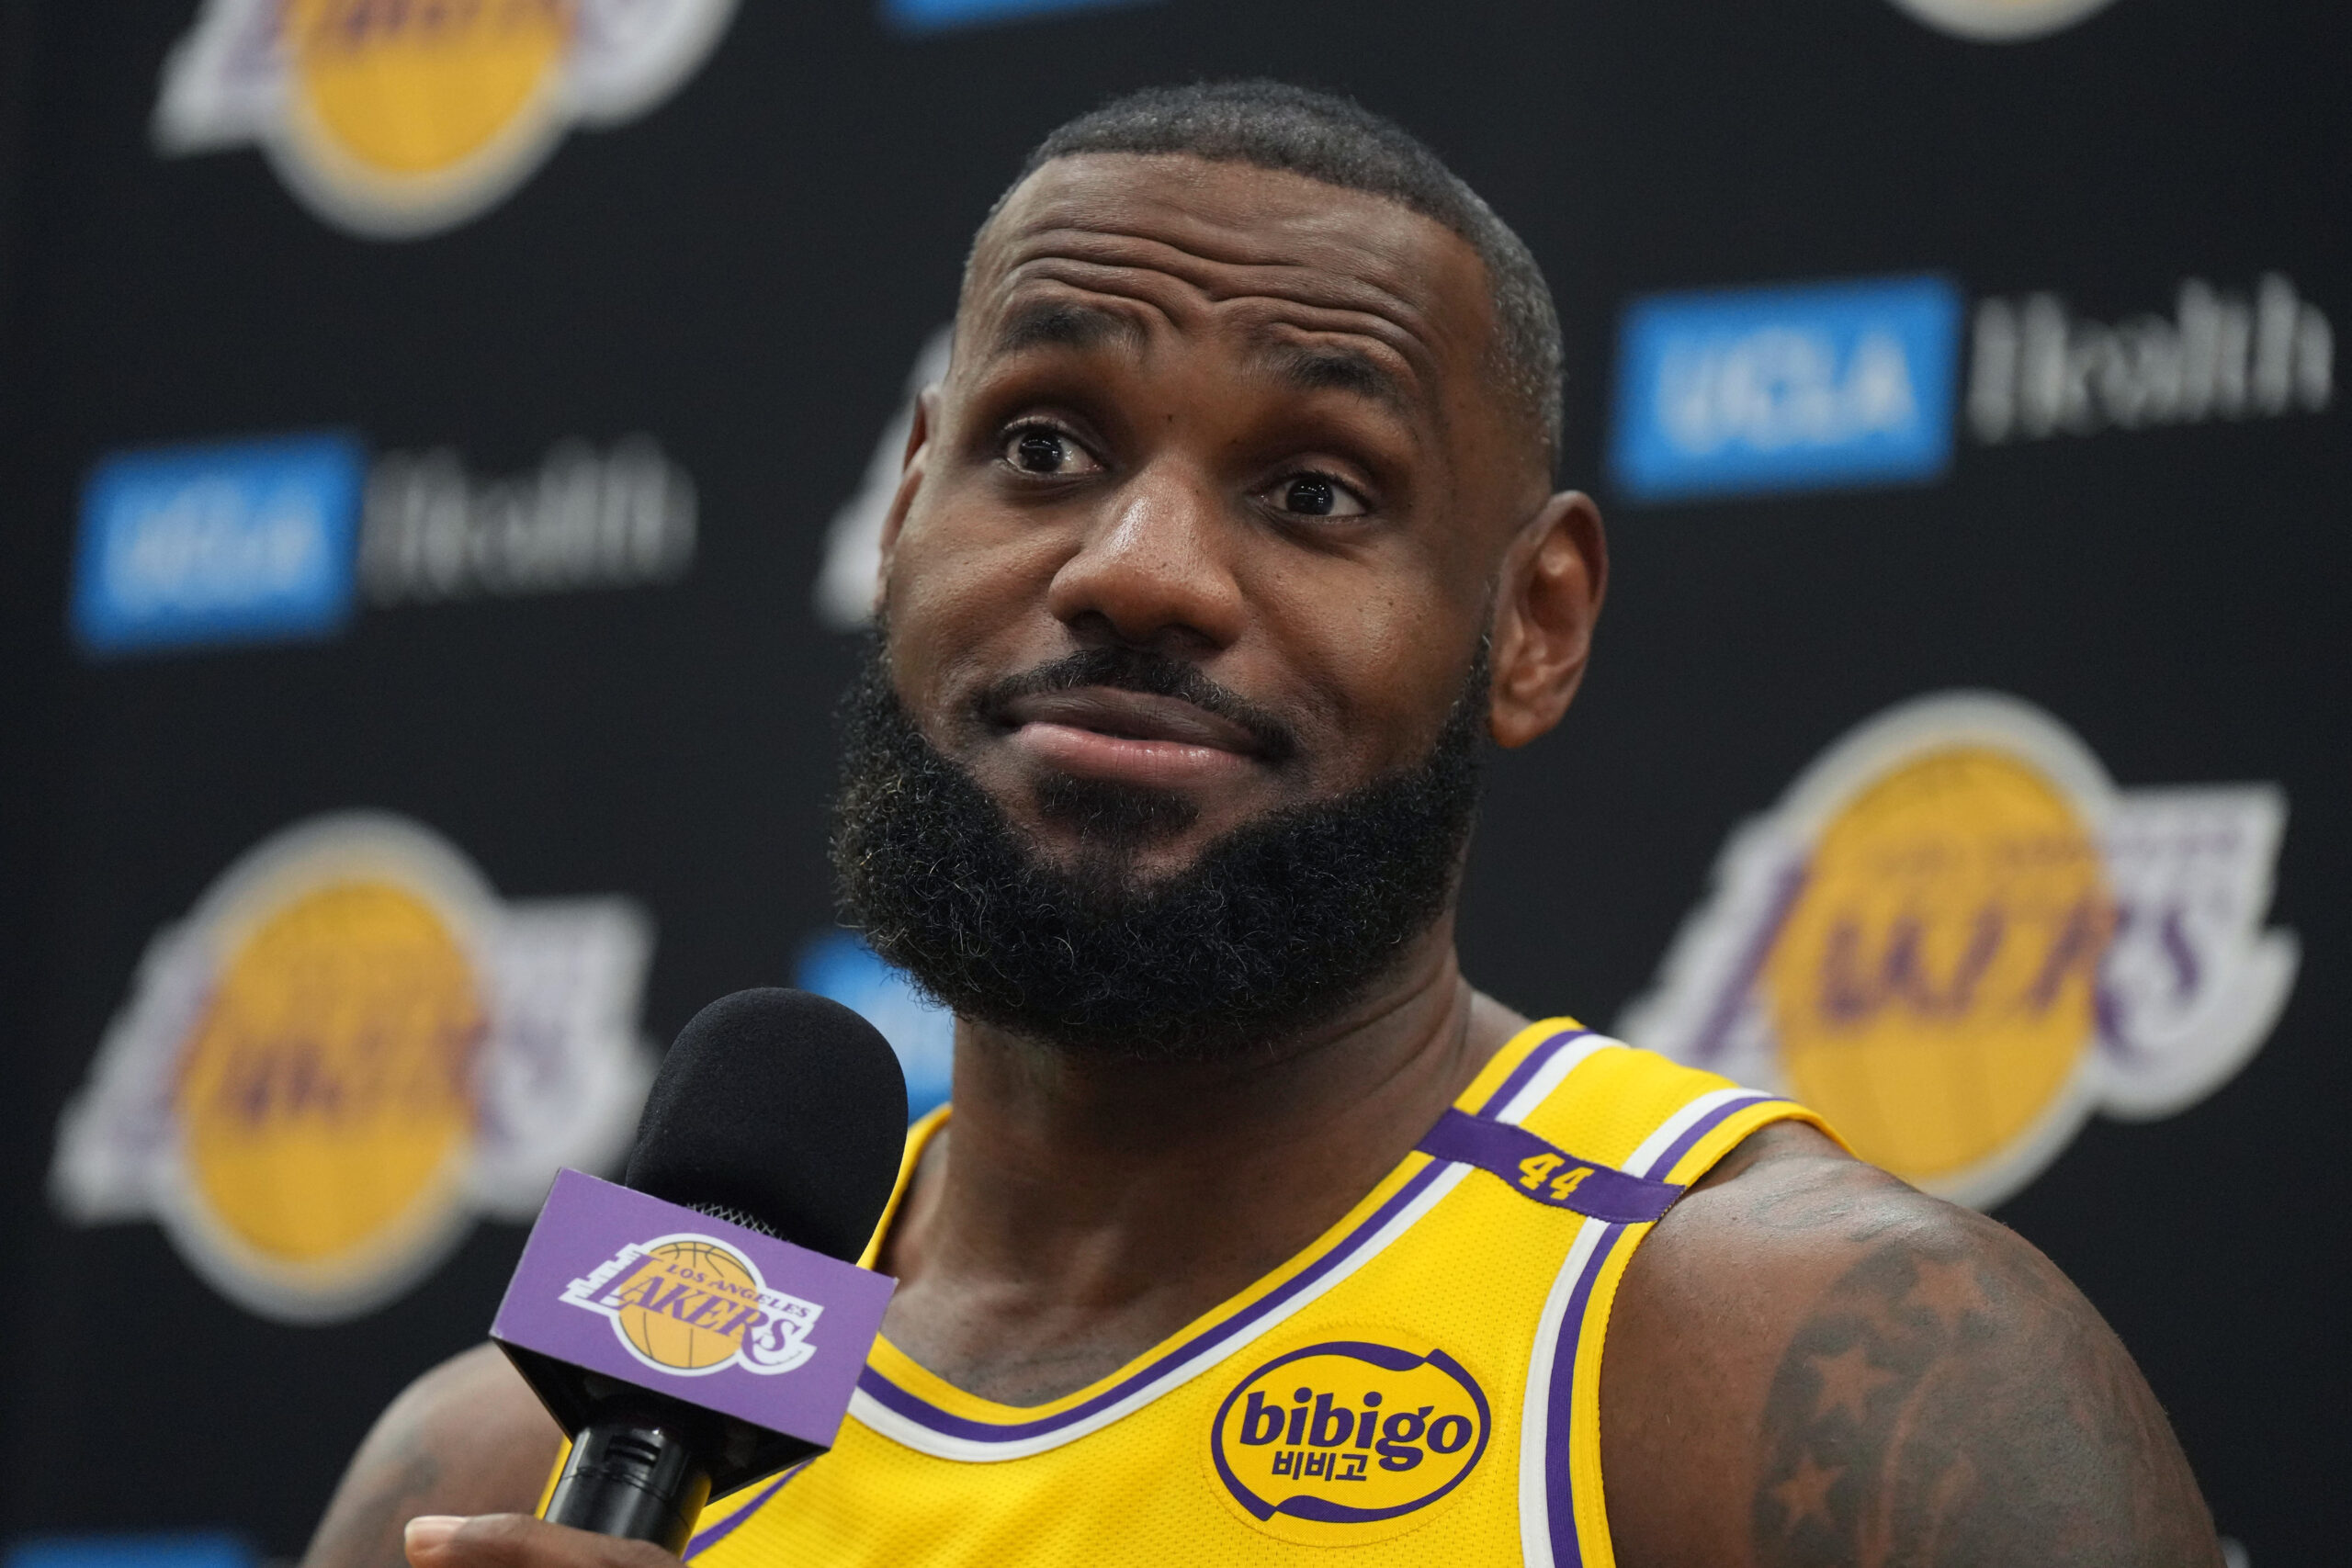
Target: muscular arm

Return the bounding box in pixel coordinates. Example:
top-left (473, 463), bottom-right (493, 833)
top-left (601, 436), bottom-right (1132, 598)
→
top-left (1601, 1125), bottom-right (2221, 1568)
top-left (302, 1344), bottom-right (565, 1568)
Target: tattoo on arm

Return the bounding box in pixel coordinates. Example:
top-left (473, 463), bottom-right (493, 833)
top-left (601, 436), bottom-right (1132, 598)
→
top-left (1750, 1228), bottom-right (2222, 1568)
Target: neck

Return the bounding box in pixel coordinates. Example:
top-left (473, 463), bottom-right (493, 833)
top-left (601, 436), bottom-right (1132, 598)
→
top-left (875, 914), bottom-right (1529, 1406)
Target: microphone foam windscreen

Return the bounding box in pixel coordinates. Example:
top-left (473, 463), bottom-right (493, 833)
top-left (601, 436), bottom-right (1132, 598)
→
top-left (624, 987), bottom-right (910, 1263)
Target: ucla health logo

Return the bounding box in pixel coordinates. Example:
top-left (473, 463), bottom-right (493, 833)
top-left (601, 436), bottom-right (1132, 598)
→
top-left (1611, 275), bottom-right (1962, 503)
top-left (1621, 694), bottom-right (2297, 1208)
top-left (561, 1233), bottom-right (823, 1377)
top-left (74, 434), bottom-right (366, 657)
top-left (154, 0), bottom-right (736, 238)
top-left (1210, 1339), bottom-right (1490, 1546)
top-left (50, 813), bottom-right (654, 1321)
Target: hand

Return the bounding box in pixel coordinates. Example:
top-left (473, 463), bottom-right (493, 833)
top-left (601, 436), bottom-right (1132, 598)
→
top-left (404, 1516), bottom-right (679, 1568)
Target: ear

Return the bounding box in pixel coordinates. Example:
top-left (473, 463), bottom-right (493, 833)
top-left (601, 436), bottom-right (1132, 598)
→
top-left (872, 383), bottom-right (942, 617)
top-left (1487, 491), bottom-right (1607, 749)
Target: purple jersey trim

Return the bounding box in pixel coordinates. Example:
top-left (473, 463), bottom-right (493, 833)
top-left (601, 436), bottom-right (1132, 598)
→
top-left (855, 1025), bottom-right (1597, 1445)
top-left (1544, 1091), bottom-right (1782, 1565)
top-left (683, 1463), bottom-right (805, 1560)
top-left (1415, 1110), bottom-right (1683, 1224)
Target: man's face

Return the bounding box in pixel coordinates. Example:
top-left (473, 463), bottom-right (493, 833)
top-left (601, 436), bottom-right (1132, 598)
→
top-left (876, 153), bottom-right (1550, 882)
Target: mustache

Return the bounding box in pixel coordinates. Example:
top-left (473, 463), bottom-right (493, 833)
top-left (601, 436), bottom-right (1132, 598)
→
top-left (971, 647), bottom-right (1299, 765)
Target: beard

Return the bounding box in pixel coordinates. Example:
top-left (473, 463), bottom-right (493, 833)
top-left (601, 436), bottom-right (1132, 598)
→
top-left (828, 633), bottom-right (1487, 1063)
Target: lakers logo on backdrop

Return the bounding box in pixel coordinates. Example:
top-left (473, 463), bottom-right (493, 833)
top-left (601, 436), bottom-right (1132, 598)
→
top-left (1622, 693), bottom-right (2297, 1207)
top-left (153, 0), bottom-right (737, 237)
top-left (51, 813), bottom-right (654, 1321)
top-left (562, 1234), bottom-right (822, 1377)
top-left (1209, 1338), bottom-right (1491, 1545)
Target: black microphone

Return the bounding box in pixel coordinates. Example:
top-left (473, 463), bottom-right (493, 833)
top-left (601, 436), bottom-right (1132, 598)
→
top-left (492, 987), bottom-right (909, 1553)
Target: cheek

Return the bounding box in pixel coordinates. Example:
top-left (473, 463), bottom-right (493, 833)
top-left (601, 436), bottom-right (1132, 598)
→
top-left (1250, 561), bottom-right (1481, 776)
top-left (883, 492), bottom-right (1069, 705)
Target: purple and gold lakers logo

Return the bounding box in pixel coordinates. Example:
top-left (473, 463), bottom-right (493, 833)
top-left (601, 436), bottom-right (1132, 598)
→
top-left (1623, 693), bottom-right (2297, 1208)
top-left (50, 813), bottom-right (653, 1322)
top-left (562, 1234), bottom-right (821, 1377)
top-left (1209, 1339), bottom-right (1490, 1545)
top-left (153, 0), bottom-right (736, 238)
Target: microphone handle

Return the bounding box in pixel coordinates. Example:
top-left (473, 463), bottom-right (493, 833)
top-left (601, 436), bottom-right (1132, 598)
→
top-left (544, 1405), bottom-right (715, 1554)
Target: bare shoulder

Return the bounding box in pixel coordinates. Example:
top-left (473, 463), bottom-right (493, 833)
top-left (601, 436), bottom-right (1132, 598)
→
top-left (1599, 1122), bottom-right (2222, 1568)
top-left (301, 1342), bottom-right (565, 1568)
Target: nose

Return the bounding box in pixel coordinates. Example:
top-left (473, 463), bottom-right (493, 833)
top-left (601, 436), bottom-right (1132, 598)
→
top-left (1044, 460), bottom-right (1246, 653)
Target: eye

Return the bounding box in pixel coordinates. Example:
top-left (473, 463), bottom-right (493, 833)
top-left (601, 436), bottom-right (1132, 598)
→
top-left (1001, 424), bottom-right (1102, 478)
top-left (1270, 472), bottom-right (1369, 519)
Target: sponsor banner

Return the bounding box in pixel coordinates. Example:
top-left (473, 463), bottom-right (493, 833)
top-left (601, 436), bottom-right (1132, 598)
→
top-left (1887, 0), bottom-right (2120, 41)
top-left (1968, 275), bottom-right (2333, 444)
top-left (74, 433), bottom-right (365, 657)
top-left (50, 813), bottom-right (656, 1322)
top-left (74, 433), bottom-right (695, 657)
top-left (492, 1168), bottom-right (894, 1444)
top-left (796, 932), bottom-right (955, 1121)
top-left (1620, 693), bottom-right (2296, 1209)
top-left (1207, 1335), bottom-right (1492, 1546)
top-left (1611, 270), bottom-right (2334, 505)
top-left (1610, 276), bottom-right (1963, 503)
top-left (154, 0), bottom-right (738, 239)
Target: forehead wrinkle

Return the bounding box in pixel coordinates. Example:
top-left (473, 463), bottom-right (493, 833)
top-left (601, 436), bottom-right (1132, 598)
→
top-left (1009, 224), bottom-right (1443, 337)
top-left (988, 256), bottom-right (1445, 411)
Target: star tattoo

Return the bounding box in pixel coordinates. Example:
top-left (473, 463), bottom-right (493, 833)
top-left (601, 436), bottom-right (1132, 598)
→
top-left (1810, 1341), bottom-right (1898, 1423)
top-left (1771, 1452), bottom-right (1843, 1533)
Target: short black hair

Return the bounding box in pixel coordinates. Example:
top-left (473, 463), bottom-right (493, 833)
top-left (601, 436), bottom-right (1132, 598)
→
top-left (978, 80), bottom-right (1564, 468)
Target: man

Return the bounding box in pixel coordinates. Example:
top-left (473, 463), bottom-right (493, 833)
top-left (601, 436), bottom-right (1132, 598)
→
top-left (307, 82), bottom-right (2222, 1566)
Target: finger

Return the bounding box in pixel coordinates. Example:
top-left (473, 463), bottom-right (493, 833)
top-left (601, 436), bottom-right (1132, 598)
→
top-left (404, 1513), bottom-right (681, 1568)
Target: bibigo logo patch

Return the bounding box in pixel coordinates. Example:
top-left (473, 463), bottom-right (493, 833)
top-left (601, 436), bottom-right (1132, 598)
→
top-left (1209, 1339), bottom-right (1491, 1545)
top-left (561, 1233), bottom-right (822, 1377)
top-left (1622, 692), bottom-right (2296, 1209)
top-left (50, 812), bottom-right (653, 1322)
top-left (153, 0), bottom-right (737, 239)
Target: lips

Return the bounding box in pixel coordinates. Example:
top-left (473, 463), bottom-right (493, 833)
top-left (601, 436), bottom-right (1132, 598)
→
top-left (998, 686), bottom-right (1268, 788)
top-left (1001, 688), bottom-right (1265, 754)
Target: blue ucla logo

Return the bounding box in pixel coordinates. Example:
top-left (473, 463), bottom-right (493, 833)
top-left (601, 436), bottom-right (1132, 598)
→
top-left (1210, 1340), bottom-right (1491, 1544)
top-left (1611, 274), bottom-right (1963, 502)
top-left (73, 434), bottom-right (366, 656)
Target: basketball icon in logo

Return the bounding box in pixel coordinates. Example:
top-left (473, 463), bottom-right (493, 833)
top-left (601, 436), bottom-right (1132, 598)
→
top-left (616, 1239), bottom-right (763, 1371)
top-left (175, 877), bottom-right (485, 1295)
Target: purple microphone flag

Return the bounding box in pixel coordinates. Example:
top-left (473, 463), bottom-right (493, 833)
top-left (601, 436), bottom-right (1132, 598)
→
top-left (492, 1168), bottom-right (896, 1448)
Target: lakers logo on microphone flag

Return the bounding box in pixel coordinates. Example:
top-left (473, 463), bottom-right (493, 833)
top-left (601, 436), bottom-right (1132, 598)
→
top-left (493, 1169), bottom-right (895, 1452)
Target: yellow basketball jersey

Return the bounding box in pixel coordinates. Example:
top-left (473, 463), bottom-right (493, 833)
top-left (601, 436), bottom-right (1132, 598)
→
top-left (670, 1021), bottom-right (1827, 1566)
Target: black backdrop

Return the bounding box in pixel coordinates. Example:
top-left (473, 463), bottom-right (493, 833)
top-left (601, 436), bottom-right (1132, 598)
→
top-left (1, 0), bottom-right (2343, 1559)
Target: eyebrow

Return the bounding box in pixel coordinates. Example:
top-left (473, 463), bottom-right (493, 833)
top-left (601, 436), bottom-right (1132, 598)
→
top-left (989, 298), bottom-right (1147, 356)
top-left (1253, 337), bottom-right (1413, 417)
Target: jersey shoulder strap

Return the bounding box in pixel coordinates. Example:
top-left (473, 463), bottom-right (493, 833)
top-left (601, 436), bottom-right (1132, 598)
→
top-left (1464, 1030), bottom-right (1836, 1568)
